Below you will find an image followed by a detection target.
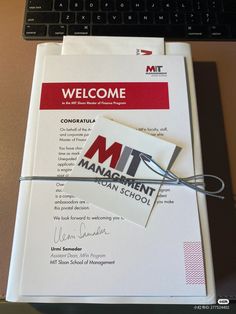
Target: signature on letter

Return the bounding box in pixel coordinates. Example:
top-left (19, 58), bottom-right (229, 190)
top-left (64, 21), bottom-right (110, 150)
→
top-left (53, 223), bottom-right (109, 244)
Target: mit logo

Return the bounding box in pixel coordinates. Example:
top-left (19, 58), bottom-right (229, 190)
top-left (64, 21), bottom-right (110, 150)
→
top-left (84, 135), bottom-right (151, 177)
top-left (146, 65), bottom-right (163, 73)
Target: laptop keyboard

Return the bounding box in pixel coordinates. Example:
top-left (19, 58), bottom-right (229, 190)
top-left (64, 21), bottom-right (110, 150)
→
top-left (24, 0), bottom-right (236, 40)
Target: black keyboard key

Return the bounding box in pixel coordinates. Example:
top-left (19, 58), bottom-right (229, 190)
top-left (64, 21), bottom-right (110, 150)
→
top-left (221, 13), bottom-right (236, 24)
top-left (49, 25), bottom-right (67, 36)
top-left (186, 25), bottom-right (208, 38)
top-left (155, 13), bottom-right (169, 24)
top-left (209, 24), bottom-right (230, 38)
top-left (68, 25), bottom-right (90, 35)
top-left (108, 13), bottom-right (122, 24)
top-left (117, 1), bottom-right (130, 11)
top-left (186, 12), bottom-right (202, 24)
top-left (25, 24), bottom-right (47, 36)
top-left (230, 25), bottom-right (236, 38)
top-left (147, 1), bottom-right (162, 11)
top-left (26, 12), bottom-right (60, 23)
top-left (85, 0), bottom-right (99, 11)
top-left (61, 12), bottom-right (75, 23)
top-left (171, 12), bottom-right (185, 24)
top-left (77, 13), bottom-right (91, 23)
top-left (193, 0), bottom-right (207, 11)
top-left (101, 0), bottom-right (115, 10)
top-left (92, 25), bottom-right (168, 37)
top-left (202, 12), bottom-right (217, 24)
top-left (168, 25), bottom-right (186, 37)
top-left (208, 0), bottom-right (221, 11)
top-left (140, 12), bottom-right (154, 24)
top-left (223, 0), bottom-right (236, 12)
top-left (70, 0), bottom-right (83, 11)
top-left (163, 0), bottom-right (176, 11)
top-left (124, 12), bottom-right (138, 24)
top-left (93, 13), bottom-right (107, 24)
top-left (54, 0), bottom-right (68, 11)
top-left (27, 0), bottom-right (53, 11)
top-left (132, 0), bottom-right (145, 11)
top-left (177, 0), bottom-right (193, 11)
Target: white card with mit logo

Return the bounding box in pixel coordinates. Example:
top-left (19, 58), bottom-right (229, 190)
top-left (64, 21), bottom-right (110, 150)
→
top-left (65, 116), bottom-right (177, 226)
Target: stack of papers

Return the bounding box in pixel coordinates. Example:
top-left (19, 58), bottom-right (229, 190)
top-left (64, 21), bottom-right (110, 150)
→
top-left (6, 36), bottom-right (215, 304)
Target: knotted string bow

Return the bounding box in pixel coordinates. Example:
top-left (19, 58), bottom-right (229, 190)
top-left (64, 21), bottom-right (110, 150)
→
top-left (140, 154), bottom-right (225, 199)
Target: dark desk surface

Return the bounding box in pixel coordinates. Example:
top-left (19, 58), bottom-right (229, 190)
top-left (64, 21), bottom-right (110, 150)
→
top-left (0, 0), bottom-right (236, 302)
